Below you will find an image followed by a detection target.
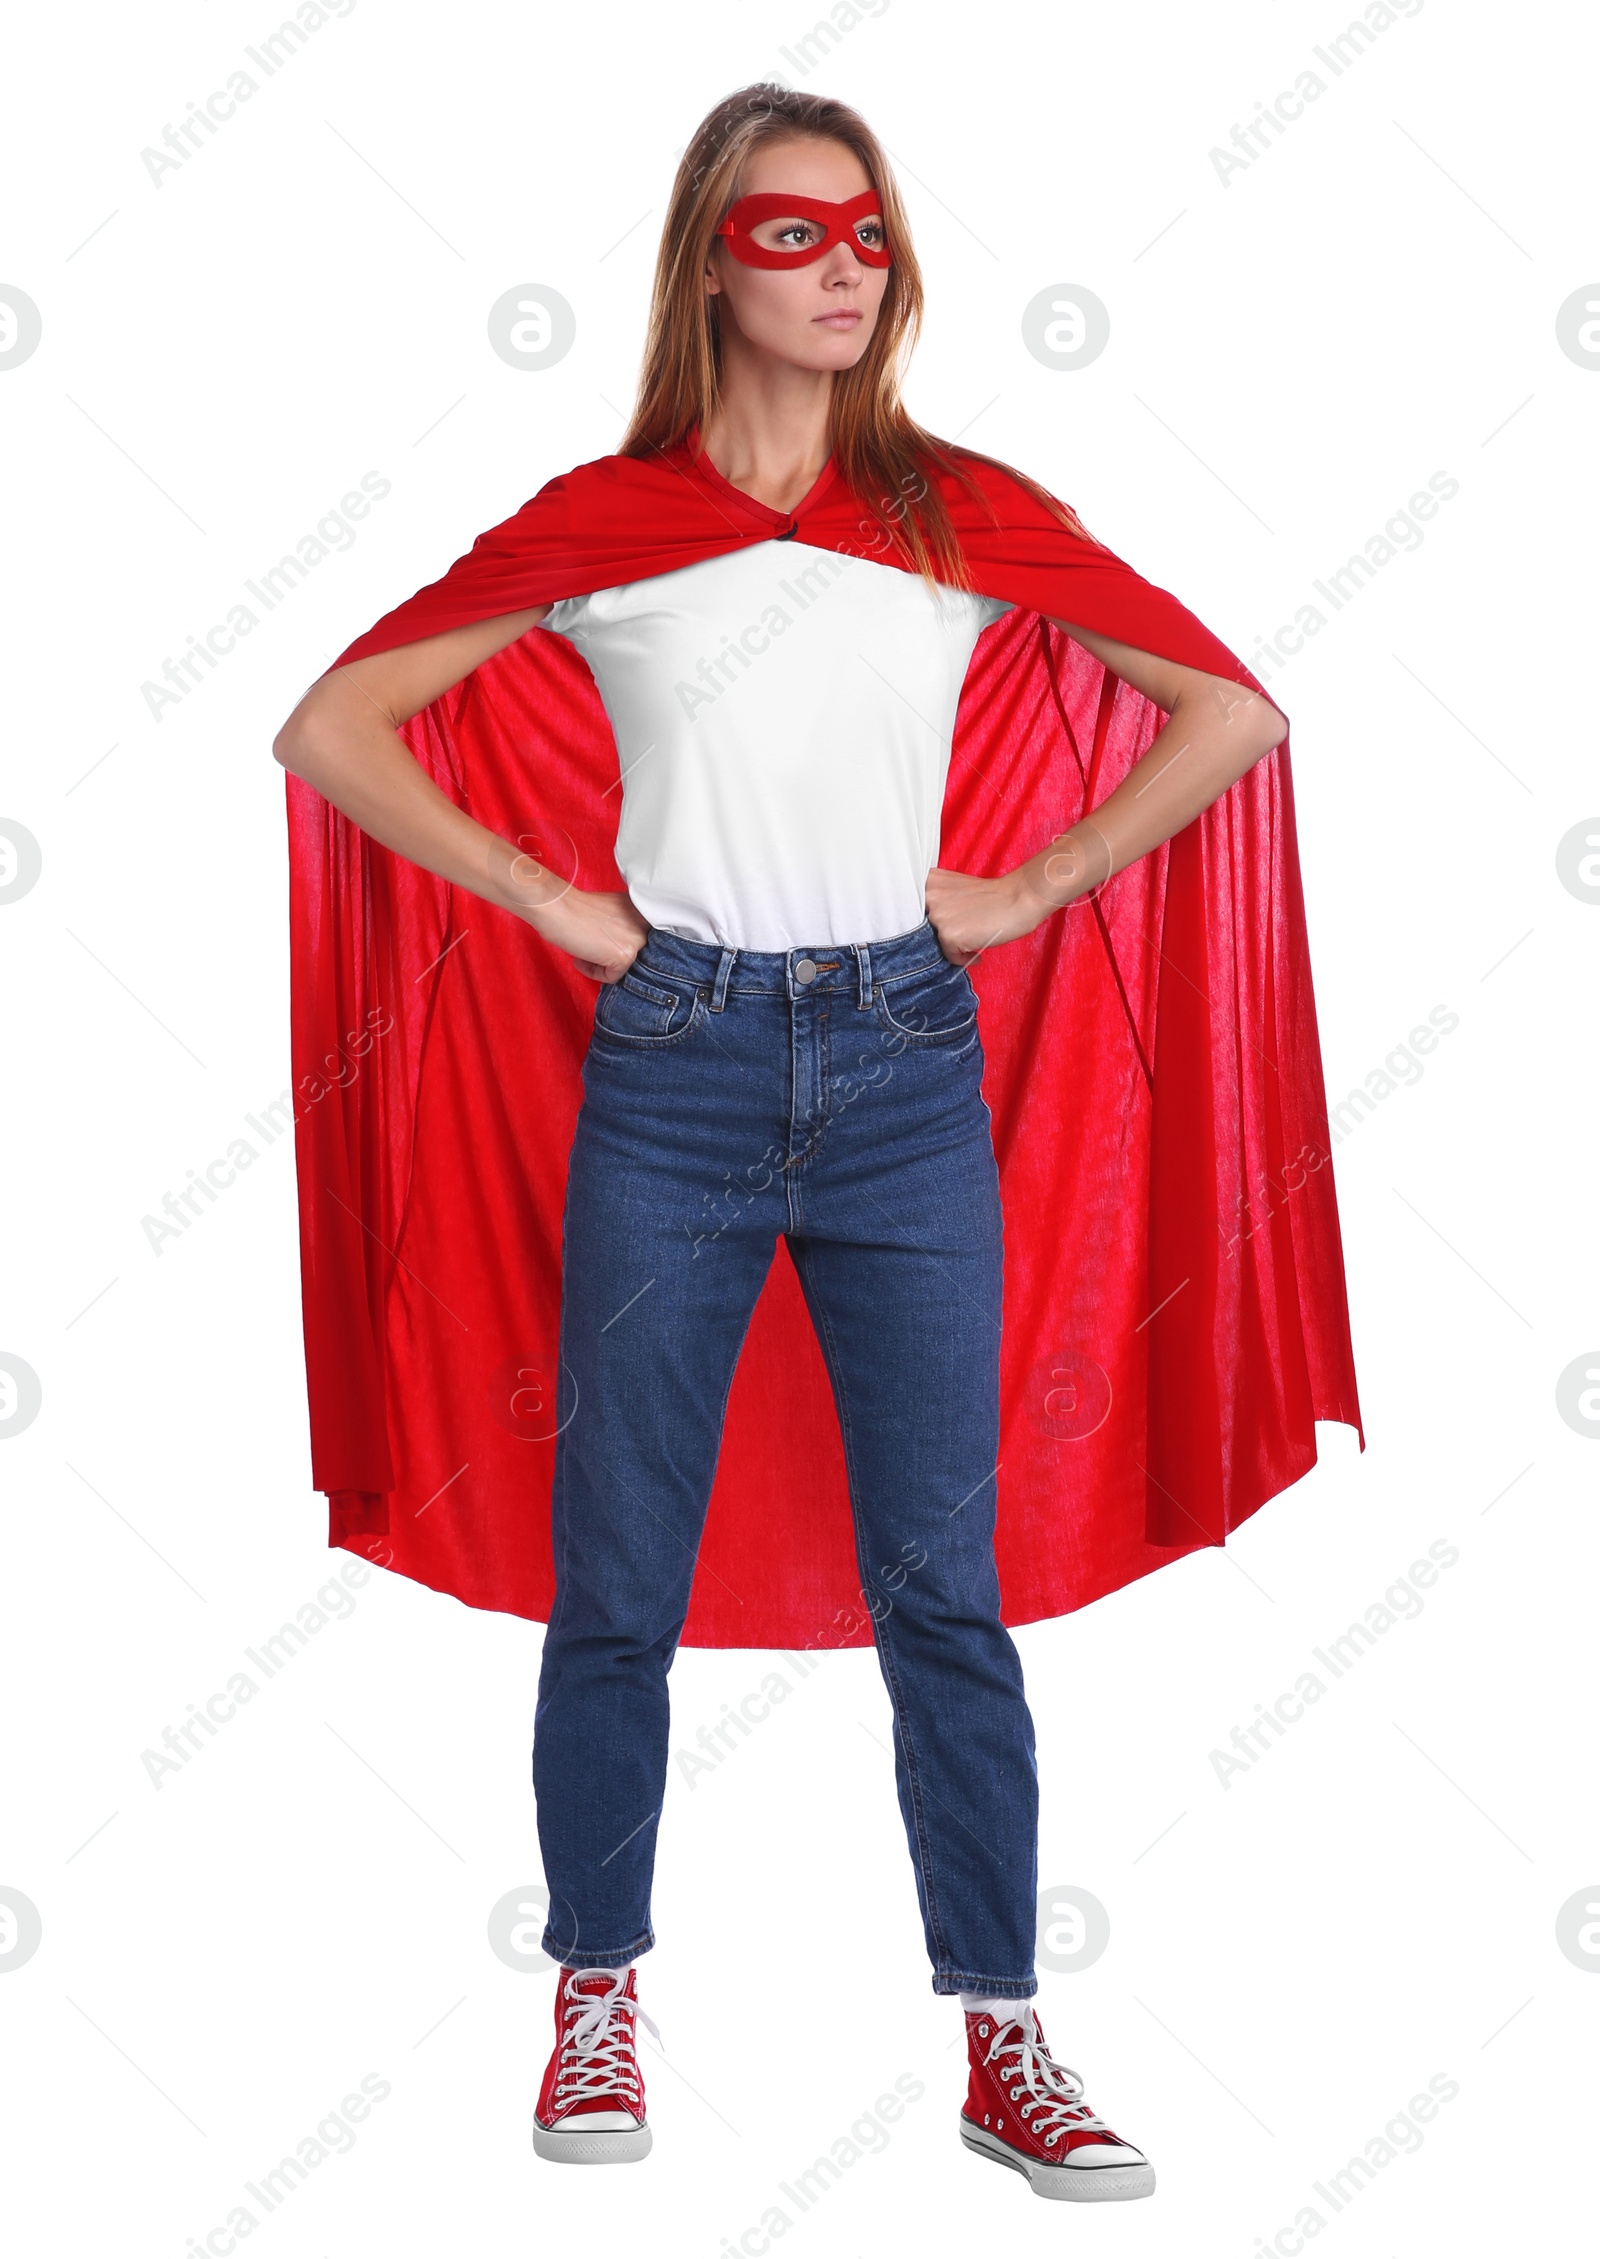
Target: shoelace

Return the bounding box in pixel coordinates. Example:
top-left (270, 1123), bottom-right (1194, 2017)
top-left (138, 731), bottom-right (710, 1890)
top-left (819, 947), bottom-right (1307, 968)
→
top-left (980, 2010), bottom-right (1119, 2147)
top-left (555, 1971), bottom-right (663, 2104)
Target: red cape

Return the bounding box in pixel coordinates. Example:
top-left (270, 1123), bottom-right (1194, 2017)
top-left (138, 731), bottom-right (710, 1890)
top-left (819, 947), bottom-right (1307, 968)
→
top-left (286, 433), bottom-right (1363, 1647)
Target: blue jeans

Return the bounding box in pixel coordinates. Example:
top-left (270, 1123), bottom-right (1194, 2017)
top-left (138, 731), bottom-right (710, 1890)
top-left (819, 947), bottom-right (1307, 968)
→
top-left (533, 917), bottom-right (1039, 1997)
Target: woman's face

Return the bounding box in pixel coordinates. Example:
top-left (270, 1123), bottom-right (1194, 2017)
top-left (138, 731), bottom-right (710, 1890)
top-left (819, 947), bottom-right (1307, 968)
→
top-left (705, 137), bottom-right (891, 372)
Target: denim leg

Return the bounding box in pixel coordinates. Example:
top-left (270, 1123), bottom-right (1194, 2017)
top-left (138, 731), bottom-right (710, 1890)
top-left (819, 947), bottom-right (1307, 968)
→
top-left (786, 1043), bottom-right (1039, 1997)
top-left (533, 1023), bottom-right (784, 1970)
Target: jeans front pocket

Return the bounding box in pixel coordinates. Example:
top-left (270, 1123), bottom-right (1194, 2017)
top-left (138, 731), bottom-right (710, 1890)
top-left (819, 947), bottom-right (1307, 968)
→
top-left (591, 968), bottom-right (707, 1050)
top-left (873, 955), bottom-right (980, 1049)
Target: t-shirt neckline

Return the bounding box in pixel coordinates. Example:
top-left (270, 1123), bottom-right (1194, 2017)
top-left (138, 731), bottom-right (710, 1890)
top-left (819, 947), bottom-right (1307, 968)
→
top-left (680, 421), bottom-right (840, 531)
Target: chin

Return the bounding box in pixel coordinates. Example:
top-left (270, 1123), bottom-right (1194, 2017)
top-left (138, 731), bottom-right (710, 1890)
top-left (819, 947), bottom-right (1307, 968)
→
top-left (785, 328), bottom-right (877, 371)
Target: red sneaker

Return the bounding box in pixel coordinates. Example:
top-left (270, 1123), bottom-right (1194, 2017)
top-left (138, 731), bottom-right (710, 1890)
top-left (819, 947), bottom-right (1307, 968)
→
top-left (533, 1965), bottom-right (659, 2164)
top-left (960, 2002), bottom-right (1155, 2200)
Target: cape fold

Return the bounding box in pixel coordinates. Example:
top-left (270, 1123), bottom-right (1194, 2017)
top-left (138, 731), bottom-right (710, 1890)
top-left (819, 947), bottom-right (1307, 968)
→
top-left (285, 435), bottom-right (1363, 1646)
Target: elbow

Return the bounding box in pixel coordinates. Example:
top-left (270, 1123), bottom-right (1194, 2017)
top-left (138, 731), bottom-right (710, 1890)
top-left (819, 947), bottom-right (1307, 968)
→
top-left (1247, 682), bottom-right (1292, 754)
top-left (273, 685), bottom-right (336, 777)
top-left (273, 718), bottom-right (310, 775)
top-left (274, 666), bottom-right (394, 779)
top-left (1227, 692), bottom-right (1288, 778)
top-left (1183, 675), bottom-right (1289, 769)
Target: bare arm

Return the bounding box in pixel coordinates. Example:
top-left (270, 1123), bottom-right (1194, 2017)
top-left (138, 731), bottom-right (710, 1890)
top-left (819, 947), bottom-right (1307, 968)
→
top-left (272, 609), bottom-right (649, 982)
top-left (924, 621), bottom-right (1288, 965)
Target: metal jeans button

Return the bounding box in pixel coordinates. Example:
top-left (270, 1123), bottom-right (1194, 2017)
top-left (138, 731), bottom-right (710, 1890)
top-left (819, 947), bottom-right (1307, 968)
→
top-left (794, 958), bottom-right (817, 984)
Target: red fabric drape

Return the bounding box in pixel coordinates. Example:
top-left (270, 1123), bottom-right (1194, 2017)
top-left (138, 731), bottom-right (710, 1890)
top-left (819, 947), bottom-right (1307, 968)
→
top-left (285, 437), bottom-right (1363, 1646)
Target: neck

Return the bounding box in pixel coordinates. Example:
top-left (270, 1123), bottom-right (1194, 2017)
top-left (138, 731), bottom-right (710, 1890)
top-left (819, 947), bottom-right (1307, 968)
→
top-left (698, 341), bottom-right (835, 514)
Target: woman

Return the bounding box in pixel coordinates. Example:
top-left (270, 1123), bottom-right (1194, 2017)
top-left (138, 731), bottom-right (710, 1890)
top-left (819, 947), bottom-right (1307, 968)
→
top-left (275, 84), bottom-right (1359, 2200)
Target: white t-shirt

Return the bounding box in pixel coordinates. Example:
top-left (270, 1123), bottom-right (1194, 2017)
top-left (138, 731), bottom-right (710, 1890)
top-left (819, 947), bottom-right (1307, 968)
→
top-left (542, 540), bottom-right (1011, 950)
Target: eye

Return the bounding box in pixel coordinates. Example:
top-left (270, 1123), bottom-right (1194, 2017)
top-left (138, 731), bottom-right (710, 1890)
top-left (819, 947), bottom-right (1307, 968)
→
top-left (854, 218), bottom-right (886, 250)
top-left (771, 219), bottom-right (824, 250)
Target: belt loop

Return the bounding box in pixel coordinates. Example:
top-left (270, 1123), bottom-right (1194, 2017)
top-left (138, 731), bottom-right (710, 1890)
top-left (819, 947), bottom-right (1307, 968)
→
top-left (854, 942), bottom-right (873, 1009)
top-left (710, 944), bottom-right (737, 1011)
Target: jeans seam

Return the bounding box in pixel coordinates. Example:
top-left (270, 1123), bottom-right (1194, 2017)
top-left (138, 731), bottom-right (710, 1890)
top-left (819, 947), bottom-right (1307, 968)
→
top-left (541, 1925), bottom-right (655, 1969)
top-left (785, 998), bottom-right (837, 1214)
top-left (788, 1241), bottom-right (955, 1974)
top-left (549, 1224), bottom-right (577, 1637)
top-left (933, 1970), bottom-right (1037, 1997)
top-left (782, 1024), bottom-right (811, 1233)
top-left (874, 960), bottom-right (964, 993)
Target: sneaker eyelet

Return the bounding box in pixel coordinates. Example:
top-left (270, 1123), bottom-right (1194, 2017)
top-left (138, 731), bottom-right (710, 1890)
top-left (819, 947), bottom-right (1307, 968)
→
top-left (1045, 2131), bottom-right (1059, 2145)
top-left (978, 2022), bottom-right (988, 2035)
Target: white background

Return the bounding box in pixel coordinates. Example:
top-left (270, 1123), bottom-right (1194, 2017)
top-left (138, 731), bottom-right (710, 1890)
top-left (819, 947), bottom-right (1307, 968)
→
top-left (2, 0), bottom-right (1595, 2251)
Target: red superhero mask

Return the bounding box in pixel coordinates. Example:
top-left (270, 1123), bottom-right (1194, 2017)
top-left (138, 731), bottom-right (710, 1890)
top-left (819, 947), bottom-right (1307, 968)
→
top-left (714, 188), bottom-right (892, 269)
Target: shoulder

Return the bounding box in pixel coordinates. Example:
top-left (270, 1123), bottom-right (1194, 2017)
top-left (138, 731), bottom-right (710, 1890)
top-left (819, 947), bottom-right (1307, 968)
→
top-left (459, 448), bottom-right (682, 610)
top-left (924, 444), bottom-right (1039, 508)
top-left (922, 443), bottom-right (1096, 546)
top-left (490, 449), bottom-right (637, 531)
top-left (491, 447), bottom-right (674, 534)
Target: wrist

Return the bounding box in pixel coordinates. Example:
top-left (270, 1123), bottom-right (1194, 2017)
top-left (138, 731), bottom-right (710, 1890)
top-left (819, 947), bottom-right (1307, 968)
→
top-left (1018, 822), bottom-right (1113, 918)
top-left (1006, 863), bottom-right (1054, 931)
top-left (484, 833), bottom-right (571, 924)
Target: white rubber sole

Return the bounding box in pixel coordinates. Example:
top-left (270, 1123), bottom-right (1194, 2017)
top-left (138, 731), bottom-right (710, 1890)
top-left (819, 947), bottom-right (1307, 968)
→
top-left (960, 2116), bottom-right (1155, 2200)
top-left (532, 2116), bottom-right (652, 2164)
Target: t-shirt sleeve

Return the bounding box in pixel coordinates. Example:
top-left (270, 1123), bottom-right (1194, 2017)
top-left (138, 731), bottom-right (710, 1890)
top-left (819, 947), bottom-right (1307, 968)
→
top-left (540, 592), bottom-right (591, 644)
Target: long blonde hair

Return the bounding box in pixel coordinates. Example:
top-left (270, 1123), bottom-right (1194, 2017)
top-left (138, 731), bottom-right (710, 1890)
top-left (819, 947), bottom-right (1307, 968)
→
top-left (621, 83), bottom-right (1096, 586)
